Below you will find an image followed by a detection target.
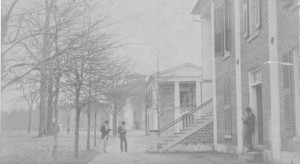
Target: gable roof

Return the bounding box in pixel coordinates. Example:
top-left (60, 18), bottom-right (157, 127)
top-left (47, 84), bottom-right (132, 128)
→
top-left (151, 62), bottom-right (202, 77)
top-left (191, 0), bottom-right (211, 16)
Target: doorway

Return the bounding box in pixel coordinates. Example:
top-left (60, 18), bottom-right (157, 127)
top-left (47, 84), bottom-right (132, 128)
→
top-left (249, 70), bottom-right (264, 147)
top-left (254, 84), bottom-right (263, 145)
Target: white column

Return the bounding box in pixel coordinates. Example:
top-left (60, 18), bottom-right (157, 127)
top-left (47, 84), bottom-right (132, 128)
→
top-left (201, 16), bottom-right (213, 103)
top-left (268, 0), bottom-right (281, 162)
top-left (154, 110), bottom-right (158, 130)
top-left (211, 2), bottom-right (218, 150)
top-left (234, 0), bottom-right (244, 154)
top-left (196, 81), bottom-right (202, 106)
top-left (196, 81), bottom-right (202, 119)
top-left (109, 113), bottom-right (113, 129)
top-left (174, 81), bottom-right (181, 132)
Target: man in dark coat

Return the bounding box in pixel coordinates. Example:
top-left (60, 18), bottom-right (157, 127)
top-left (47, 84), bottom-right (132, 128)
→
top-left (118, 121), bottom-right (127, 152)
top-left (243, 107), bottom-right (255, 151)
top-left (100, 120), bottom-right (111, 153)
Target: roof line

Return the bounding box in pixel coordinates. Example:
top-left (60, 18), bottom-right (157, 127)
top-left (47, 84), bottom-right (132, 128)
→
top-left (150, 62), bottom-right (202, 77)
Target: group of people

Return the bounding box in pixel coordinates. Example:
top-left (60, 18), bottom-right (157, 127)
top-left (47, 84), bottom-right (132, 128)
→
top-left (99, 107), bottom-right (255, 153)
top-left (100, 120), bottom-right (128, 153)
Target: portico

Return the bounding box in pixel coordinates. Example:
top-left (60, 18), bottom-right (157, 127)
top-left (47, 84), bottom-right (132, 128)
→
top-left (146, 63), bottom-right (211, 133)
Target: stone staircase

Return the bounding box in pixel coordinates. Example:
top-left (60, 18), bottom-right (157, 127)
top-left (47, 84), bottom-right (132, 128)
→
top-left (157, 115), bottom-right (213, 152)
top-left (155, 99), bottom-right (213, 152)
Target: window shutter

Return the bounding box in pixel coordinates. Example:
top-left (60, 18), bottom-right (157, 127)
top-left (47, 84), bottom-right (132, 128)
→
top-left (224, 78), bottom-right (232, 136)
top-left (214, 7), bottom-right (224, 57)
top-left (255, 0), bottom-right (261, 30)
top-left (225, 0), bottom-right (231, 52)
top-left (282, 52), bottom-right (296, 138)
top-left (243, 0), bottom-right (249, 38)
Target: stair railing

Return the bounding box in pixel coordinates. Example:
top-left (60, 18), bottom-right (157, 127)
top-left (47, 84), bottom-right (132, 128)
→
top-left (157, 98), bottom-right (213, 138)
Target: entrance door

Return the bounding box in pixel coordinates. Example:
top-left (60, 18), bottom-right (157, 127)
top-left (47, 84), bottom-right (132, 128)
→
top-left (255, 84), bottom-right (263, 145)
top-left (249, 70), bottom-right (263, 147)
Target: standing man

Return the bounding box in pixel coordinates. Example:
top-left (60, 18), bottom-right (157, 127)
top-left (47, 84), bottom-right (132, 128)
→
top-left (243, 107), bottom-right (255, 152)
top-left (118, 121), bottom-right (128, 152)
top-left (100, 120), bottom-right (111, 153)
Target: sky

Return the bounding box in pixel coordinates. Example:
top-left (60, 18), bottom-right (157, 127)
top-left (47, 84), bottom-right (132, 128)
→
top-left (1, 0), bottom-right (202, 112)
top-left (107, 0), bottom-right (202, 75)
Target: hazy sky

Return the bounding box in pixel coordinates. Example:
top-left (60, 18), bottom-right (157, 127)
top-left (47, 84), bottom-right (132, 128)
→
top-left (108, 0), bottom-right (202, 75)
top-left (2, 0), bottom-right (202, 112)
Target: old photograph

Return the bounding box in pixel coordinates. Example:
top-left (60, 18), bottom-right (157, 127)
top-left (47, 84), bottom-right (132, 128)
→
top-left (1, 0), bottom-right (300, 163)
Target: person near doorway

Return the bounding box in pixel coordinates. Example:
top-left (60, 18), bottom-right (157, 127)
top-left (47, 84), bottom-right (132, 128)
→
top-left (100, 120), bottom-right (111, 153)
top-left (243, 107), bottom-right (255, 152)
top-left (118, 121), bottom-right (128, 152)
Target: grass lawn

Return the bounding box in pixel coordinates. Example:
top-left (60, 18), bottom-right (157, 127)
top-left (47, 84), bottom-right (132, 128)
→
top-left (1, 130), bottom-right (100, 164)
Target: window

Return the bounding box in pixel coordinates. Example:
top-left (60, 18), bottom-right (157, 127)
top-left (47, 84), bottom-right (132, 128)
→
top-left (224, 78), bottom-right (232, 137)
top-left (282, 51), bottom-right (296, 137)
top-left (253, 70), bottom-right (261, 85)
top-left (214, 0), bottom-right (231, 58)
top-left (244, 0), bottom-right (261, 38)
top-left (223, 0), bottom-right (231, 56)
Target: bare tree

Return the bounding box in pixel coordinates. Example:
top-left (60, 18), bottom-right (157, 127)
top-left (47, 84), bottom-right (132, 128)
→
top-left (18, 80), bottom-right (39, 134)
top-left (105, 71), bottom-right (145, 136)
top-left (62, 27), bottom-right (119, 158)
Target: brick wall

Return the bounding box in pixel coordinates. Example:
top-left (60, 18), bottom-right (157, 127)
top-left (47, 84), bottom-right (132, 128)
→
top-left (179, 122), bottom-right (214, 145)
top-left (214, 0), bottom-right (238, 146)
top-left (276, 0), bottom-right (299, 152)
top-left (239, 0), bottom-right (271, 149)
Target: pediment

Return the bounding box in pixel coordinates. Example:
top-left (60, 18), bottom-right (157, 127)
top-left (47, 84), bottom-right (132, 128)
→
top-left (158, 63), bottom-right (202, 78)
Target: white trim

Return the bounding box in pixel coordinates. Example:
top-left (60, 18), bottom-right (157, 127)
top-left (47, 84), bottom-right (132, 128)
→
top-left (150, 63), bottom-right (202, 77)
top-left (174, 81), bottom-right (181, 132)
top-left (211, 2), bottom-right (218, 150)
top-left (234, 0), bottom-right (244, 155)
top-left (248, 69), bottom-right (263, 146)
top-left (268, 0), bottom-right (281, 162)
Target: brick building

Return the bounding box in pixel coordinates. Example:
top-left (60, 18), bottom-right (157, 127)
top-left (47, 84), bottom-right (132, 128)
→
top-left (192, 0), bottom-right (299, 163)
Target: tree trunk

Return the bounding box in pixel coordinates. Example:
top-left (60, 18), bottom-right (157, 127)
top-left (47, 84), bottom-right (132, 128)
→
top-left (47, 77), bottom-right (54, 135)
top-left (86, 107), bottom-right (91, 151)
top-left (38, 72), bottom-right (48, 137)
top-left (86, 83), bottom-right (91, 151)
top-left (52, 75), bottom-right (60, 161)
top-left (67, 114), bottom-right (70, 134)
top-left (38, 0), bottom-right (54, 137)
top-left (28, 106), bottom-right (32, 134)
top-left (113, 110), bottom-right (118, 136)
top-left (94, 109), bottom-right (97, 147)
top-left (145, 108), bottom-right (148, 136)
top-left (74, 87), bottom-right (81, 159)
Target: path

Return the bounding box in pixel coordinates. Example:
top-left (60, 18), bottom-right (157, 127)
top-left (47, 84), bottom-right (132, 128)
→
top-left (89, 130), bottom-right (249, 164)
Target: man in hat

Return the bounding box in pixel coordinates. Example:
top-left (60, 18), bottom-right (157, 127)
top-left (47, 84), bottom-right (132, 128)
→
top-left (243, 107), bottom-right (255, 151)
top-left (100, 120), bottom-right (111, 153)
top-left (118, 121), bottom-right (128, 152)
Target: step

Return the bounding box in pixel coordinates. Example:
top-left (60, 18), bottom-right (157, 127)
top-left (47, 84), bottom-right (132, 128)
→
top-left (180, 128), bottom-right (192, 132)
top-left (202, 114), bottom-right (213, 117)
top-left (189, 124), bottom-right (198, 127)
top-left (174, 132), bottom-right (185, 135)
top-left (194, 121), bottom-right (204, 124)
top-left (240, 151), bottom-right (263, 163)
top-left (163, 139), bottom-right (174, 142)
